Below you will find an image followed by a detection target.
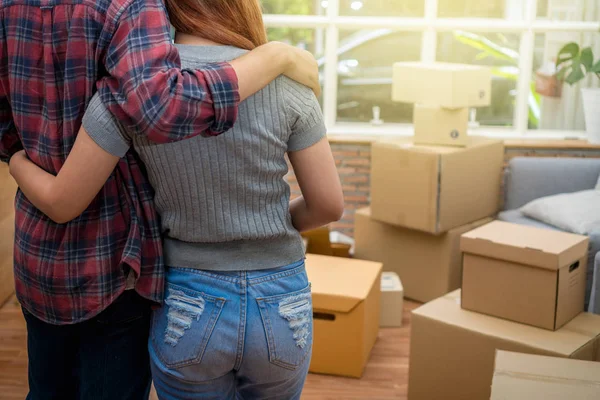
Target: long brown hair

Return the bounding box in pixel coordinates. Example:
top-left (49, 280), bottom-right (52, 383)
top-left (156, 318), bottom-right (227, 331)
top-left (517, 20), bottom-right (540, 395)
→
top-left (166, 0), bottom-right (268, 50)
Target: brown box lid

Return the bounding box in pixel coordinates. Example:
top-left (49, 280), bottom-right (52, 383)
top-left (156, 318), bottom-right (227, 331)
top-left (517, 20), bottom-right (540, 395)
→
top-left (305, 254), bottom-right (382, 313)
top-left (461, 221), bottom-right (589, 270)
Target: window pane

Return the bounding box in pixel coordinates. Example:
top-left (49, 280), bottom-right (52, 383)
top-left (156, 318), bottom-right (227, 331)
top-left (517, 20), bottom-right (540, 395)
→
top-left (537, 0), bottom-right (548, 18)
top-left (267, 28), bottom-right (325, 57)
top-left (537, 0), bottom-right (594, 21)
top-left (261, 0), bottom-right (323, 15)
top-left (340, 0), bottom-right (424, 17)
top-left (436, 32), bottom-right (520, 127)
top-left (335, 30), bottom-right (422, 123)
top-left (531, 32), bottom-right (600, 131)
top-left (438, 0), bottom-right (518, 19)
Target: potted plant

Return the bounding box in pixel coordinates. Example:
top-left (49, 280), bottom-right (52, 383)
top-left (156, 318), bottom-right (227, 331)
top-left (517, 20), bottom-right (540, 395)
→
top-left (556, 43), bottom-right (600, 143)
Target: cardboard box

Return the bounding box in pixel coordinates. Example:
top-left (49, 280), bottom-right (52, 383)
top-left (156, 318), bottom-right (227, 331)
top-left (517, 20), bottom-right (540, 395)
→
top-left (408, 290), bottom-right (600, 400)
top-left (413, 105), bottom-right (469, 147)
top-left (305, 254), bottom-right (382, 378)
top-left (380, 272), bottom-right (403, 327)
top-left (0, 164), bottom-right (16, 306)
top-left (490, 351), bottom-right (600, 400)
top-left (392, 62), bottom-right (492, 108)
top-left (370, 137), bottom-right (504, 234)
top-left (354, 207), bottom-right (492, 302)
top-left (301, 227), bottom-right (333, 256)
top-left (461, 221), bottom-right (589, 330)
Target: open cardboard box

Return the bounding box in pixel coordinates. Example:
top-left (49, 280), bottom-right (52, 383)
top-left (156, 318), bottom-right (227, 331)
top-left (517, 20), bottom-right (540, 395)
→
top-left (301, 227), bottom-right (354, 258)
top-left (370, 137), bottom-right (504, 234)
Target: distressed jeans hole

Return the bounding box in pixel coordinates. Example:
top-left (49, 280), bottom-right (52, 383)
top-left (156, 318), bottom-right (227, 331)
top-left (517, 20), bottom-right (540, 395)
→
top-left (278, 294), bottom-right (312, 349)
top-left (164, 289), bottom-right (205, 347)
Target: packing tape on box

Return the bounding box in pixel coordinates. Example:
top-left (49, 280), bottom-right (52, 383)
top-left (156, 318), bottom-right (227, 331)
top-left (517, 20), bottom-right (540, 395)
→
top-left (494, 370), bottom-right (600, 388)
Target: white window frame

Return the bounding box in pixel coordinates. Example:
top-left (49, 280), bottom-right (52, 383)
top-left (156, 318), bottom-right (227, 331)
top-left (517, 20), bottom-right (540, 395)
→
top-left (263, 0), bottom-right (600, 139)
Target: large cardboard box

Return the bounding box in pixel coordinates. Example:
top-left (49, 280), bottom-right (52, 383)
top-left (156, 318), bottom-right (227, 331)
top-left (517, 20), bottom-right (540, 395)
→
top-left (461, 221), bottom-right (589, 330)
top-left (370, 137), bottom-right (504, 234)
top-left (392, 62), bottom-right (492, 108)
top-left (413, 105), bottom-right (469, 147)
top-left (380, 272), bottom-right (403, 327)
top-left (490, 351), bottom-right (600, 400)
top-left (0, 164), bottom-right (16, 306)
top-left (354, 207), bottom-right (492, 302)
top-left (408, 290), bottom-right (600, 400)
top-left (305, 254), bottom-right (382, 378)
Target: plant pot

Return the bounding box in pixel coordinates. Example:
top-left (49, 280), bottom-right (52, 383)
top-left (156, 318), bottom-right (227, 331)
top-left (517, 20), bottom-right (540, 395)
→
top-left (582, 88), bottom-right (600, 144)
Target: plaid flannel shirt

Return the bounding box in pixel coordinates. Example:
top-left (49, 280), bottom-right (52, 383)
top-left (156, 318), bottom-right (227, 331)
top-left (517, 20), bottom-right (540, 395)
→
top-left (0, 0), bottom-right (240, 324)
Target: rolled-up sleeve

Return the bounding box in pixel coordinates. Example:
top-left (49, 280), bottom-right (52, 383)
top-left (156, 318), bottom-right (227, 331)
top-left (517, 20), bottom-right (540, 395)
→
top-left (97, 0), bottom-right (240, 145)
top-left (82, 93), bottom-right (131, 158)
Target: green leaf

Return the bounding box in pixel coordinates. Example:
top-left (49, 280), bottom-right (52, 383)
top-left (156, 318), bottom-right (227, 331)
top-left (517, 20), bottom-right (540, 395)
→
top-left (591, 59), bottom-right (600, 73)
top-left (475, 52), bottom-right (490, 61)
top-left (556, 67), bottom-right (567, 81)
top-left (491, 66), bottom-right (519, 80)
top-left (581, 47), bottom-right (594, 71)
top-left (453, 30), bottom-right (519, 64)
top-left (556, 42), bottom-right (579, 68)
top-left (565, 58), bottom-right (586, 85)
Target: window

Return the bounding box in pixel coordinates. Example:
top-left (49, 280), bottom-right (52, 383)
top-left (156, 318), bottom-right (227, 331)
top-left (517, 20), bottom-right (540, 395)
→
top-left (262, 0), bottom-right (600, 137)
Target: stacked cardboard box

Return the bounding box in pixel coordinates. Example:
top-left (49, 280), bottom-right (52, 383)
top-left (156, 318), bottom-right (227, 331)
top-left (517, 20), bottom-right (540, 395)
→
top-left (461, 221), bottom-right (589, 330)
top-left (408, 290), bottom-right (600, 400)
top-left (393, 62), bottom-right (492, 147)
top-left (355, 136), bottom-right (504, 302)
top-left (408, 221), bottom-right (593, 399)
top-left (354, 62), bottom-right (503, 303)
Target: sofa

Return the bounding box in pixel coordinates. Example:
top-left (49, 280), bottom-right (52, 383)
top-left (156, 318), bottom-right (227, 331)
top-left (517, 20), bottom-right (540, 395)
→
top-left (498, 157), bottom-right (600, 314)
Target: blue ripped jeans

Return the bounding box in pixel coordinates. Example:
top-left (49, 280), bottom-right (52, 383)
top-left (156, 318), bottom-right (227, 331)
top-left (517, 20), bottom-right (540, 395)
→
top-left (149, 260), bottom-right (313, 400)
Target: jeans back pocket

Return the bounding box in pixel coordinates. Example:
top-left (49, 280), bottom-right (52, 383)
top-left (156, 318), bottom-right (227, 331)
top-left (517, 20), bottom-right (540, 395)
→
top-left (256, 284), bottom-right (313, 370)
top-left (151, 283), bottom-right (226, 369)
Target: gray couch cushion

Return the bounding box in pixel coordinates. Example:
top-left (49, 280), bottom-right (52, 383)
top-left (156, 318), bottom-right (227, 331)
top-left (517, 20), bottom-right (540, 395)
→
top-left (497, 209), bottom-right (559, 231)
top-left (504, 158), bottom-right (600, 210)
top-left (597, 173), bottom-right (600, 190)
top-left (520, 190), bottom-right (600, 235)
top-left (499, 209), bottom-right (600, 312)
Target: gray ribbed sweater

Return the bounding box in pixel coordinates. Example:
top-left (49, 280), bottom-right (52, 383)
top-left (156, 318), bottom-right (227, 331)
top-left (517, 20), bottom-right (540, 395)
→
top-left (83, 45), bottom-right (326, 271)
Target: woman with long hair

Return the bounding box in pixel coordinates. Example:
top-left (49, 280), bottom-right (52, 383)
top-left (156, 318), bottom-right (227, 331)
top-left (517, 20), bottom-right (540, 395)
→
top-left (9, 0), bottom-right (344, 398)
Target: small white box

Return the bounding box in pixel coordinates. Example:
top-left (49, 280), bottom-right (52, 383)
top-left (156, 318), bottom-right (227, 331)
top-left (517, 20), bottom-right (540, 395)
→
top-left (380, 272), bottom-right (404, 327)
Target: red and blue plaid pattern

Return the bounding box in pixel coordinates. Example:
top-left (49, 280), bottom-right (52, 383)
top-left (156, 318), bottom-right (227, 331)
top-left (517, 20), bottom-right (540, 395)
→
top-left (0, 0), bottom-right (239, 324)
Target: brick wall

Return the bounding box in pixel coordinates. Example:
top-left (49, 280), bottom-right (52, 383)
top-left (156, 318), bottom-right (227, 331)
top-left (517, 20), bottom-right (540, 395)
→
top-left (286, 141), bottom-right (600, 238)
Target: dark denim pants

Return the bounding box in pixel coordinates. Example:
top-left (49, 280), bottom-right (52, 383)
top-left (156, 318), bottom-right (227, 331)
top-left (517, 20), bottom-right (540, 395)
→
top-left (23, 290), bottom-right (152, 400)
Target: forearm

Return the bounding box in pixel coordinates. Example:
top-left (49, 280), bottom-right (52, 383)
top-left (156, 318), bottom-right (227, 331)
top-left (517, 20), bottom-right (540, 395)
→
top-left (230, 42), bottom-right (291, 101)
top-left (290, 196), bottom-right (338, 233)
top-left (9, 155), bottom-right (58, 219)
top-left (8, 129), bottom-right (120, 224)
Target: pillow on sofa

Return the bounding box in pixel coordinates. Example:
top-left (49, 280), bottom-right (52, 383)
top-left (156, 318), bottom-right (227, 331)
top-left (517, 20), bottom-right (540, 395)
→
top-left (596, 173), bottom-right (600, 190)
top-left (521, 190), bottom-right (600, 235)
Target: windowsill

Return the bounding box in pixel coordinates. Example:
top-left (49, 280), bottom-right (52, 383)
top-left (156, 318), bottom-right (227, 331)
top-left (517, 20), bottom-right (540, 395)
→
top-left (326, 123), bottom-right (600, 150)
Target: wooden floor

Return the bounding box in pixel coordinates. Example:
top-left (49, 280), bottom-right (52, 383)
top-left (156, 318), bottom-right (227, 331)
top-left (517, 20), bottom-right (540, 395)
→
top-left (0, 296), bottom-right (418, 400)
